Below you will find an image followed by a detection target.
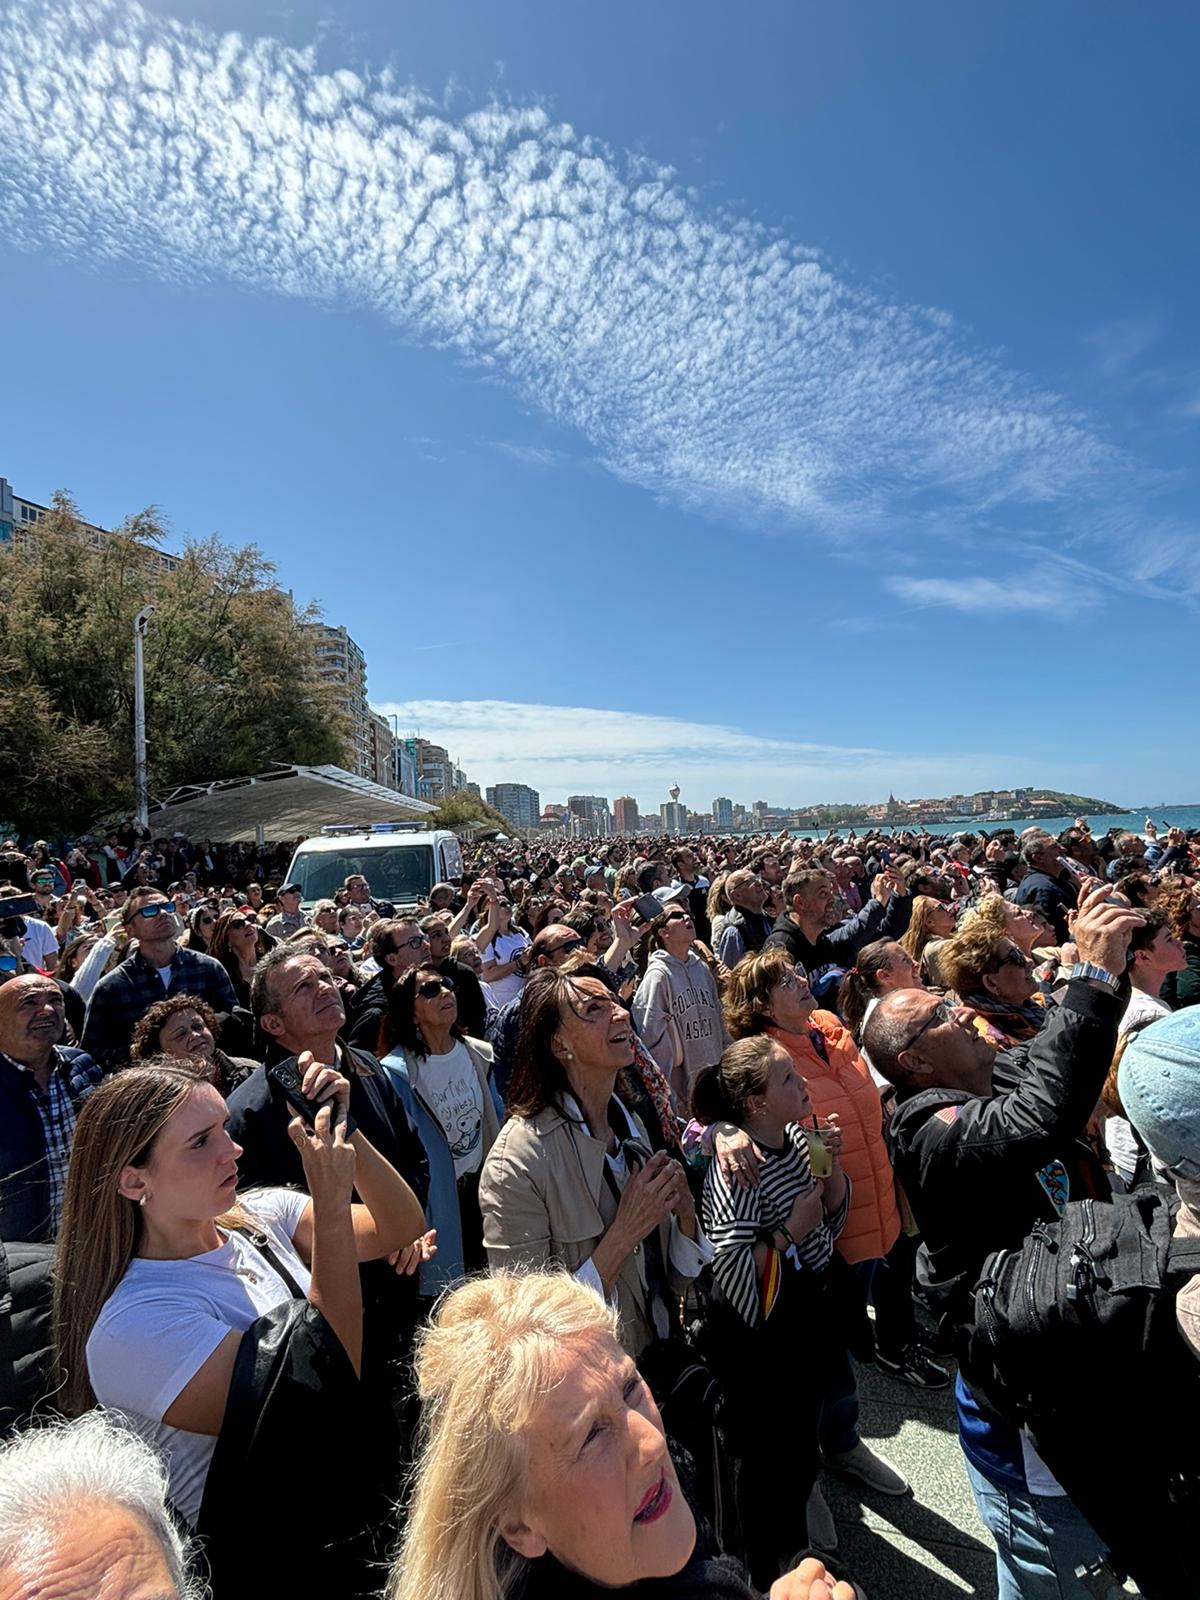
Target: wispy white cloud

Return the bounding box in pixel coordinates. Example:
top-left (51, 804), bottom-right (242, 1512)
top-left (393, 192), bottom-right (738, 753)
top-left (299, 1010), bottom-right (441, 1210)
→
top-left (488, 440), bottom-right (572, 470)
top-left (0, 0), bottom-right (1132, 550)
top-left (374, 696), bottom-right (1044, 808)
top-left (1083, 314), bottom-right (1165, 379)
top-left (886, 564), bottom-right (1103, 617)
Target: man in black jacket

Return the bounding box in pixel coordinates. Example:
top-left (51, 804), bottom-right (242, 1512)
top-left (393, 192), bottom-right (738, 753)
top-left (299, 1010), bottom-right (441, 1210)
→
top-left (1011, 833), bottom-right (1077, 944)
top-left (344, 916), bottom-right (431, 1052)
top-left (863, 881), bottom-right (1141, 1600)
top-left (765, 863), bottom-right (911, 980)
top-left (226, 946), bottom-right (429, 1413)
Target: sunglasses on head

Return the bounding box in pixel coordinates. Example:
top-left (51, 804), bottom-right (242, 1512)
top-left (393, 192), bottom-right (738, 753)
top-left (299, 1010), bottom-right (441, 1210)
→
top-left (416, 975), bottom-right (456, 999)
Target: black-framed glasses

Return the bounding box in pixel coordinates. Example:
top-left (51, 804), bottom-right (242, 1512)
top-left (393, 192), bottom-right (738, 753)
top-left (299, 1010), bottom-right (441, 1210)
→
top-left (900, 1000), bottom-right (953, 1055)
top-left (393, 934), bottom-right (430, 953)
top-left (416, 975), bottom-right (456, 999)
top-left (996, 946), bottom-right (1029, 970)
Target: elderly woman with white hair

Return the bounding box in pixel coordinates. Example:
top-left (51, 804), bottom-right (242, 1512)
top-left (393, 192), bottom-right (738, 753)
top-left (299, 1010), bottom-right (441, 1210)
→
top-left (387, 1269), bottom-right (859, 1600)
top-left (0, 1411), bottom-right (201, 1599)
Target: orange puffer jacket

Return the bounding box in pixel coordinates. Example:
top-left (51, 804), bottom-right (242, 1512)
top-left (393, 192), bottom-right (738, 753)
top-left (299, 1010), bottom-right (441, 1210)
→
top-left (768, 1013), bottom-right (900, 1265)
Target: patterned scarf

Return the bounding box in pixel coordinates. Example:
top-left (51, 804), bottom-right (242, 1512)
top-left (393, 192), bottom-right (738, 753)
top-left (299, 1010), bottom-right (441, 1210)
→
top-left (964, 990), bottom-right (1047, 1045)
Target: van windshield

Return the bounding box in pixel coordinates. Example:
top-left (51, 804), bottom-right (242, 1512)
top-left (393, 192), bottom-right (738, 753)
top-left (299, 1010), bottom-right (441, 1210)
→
top-left (291, 844), bottom-right (436, 908)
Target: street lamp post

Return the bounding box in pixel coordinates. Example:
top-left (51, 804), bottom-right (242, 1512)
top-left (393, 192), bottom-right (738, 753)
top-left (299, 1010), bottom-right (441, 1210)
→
top-left (133, 605), bottom-right (155, 829)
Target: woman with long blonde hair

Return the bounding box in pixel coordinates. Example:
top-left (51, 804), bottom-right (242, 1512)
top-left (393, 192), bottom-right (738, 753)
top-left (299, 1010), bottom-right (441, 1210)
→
top-left (897, 895), bottom-right (957, 985)
top-left (387, 1270), bottom-right (855, 1600)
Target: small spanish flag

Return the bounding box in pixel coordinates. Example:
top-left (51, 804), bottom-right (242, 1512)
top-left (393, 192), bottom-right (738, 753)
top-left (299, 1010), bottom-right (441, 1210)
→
top-left (759, 1246), bottom-right (782, 1321)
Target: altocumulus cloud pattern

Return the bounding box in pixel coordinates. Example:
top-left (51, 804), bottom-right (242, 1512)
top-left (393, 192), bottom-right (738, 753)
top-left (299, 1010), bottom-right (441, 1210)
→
top-left (0, 0), bottom-right (1122, 541)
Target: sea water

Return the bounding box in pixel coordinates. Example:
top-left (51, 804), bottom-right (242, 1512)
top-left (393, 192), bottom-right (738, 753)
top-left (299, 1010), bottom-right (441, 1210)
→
top-left (786, 805), bottom-right (1200, 843)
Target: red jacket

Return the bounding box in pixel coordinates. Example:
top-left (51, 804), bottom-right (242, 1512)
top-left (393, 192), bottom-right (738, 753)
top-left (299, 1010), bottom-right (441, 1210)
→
top-left (768, 1012), bottom-right (900, 1264)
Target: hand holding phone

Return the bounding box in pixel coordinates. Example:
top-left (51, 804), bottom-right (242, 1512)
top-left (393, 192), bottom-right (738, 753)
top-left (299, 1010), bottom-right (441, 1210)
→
top-left (268, 1053), bottom-right (355, 1135)
top-left (632, 892), bottom-right (663, 922)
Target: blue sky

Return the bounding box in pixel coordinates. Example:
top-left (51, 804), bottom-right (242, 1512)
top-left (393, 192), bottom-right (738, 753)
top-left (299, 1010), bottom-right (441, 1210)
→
top-left (1, 0), bottom-right (1197, 811)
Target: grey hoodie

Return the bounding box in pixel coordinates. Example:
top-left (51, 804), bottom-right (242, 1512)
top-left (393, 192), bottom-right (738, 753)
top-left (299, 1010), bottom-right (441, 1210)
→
top-left (632, 948), bottom-right (730, 1108)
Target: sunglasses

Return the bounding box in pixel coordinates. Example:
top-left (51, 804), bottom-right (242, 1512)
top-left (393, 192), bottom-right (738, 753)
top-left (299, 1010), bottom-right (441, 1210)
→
top-left (995, 946), bottom-right (1029, 970)
top-left (901, 999), bottom-right (954, 1055)
top-left (549, 937), bottom-right (584, 958)
top-left (229, 917), bottom-right (253, 931)
top-left (200, 915), bottom-right (216, 925)
top-left (129, 904), bottom-right (168, 921)
top-left (416, 975), bottom-right (456, 999)
top-left (663, 910), bottom-right (693, 924)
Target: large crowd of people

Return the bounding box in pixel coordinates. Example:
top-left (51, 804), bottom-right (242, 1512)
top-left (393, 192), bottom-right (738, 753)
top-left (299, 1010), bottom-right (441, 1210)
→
top-left (1, 815), bottom-right (1199, 1598)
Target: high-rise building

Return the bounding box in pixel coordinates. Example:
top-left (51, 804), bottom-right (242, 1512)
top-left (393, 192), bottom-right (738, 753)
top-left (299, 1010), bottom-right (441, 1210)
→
top-left (567, 795), bottom-right (613, 835)
top-left (712, 797), bottom-right (734, 831)
top-left (486, 783), bottom-right (541, 832)
top-left (404, 738), bottom-right (466, 802)
top-left (304, 623), bottom-right (372, 779)
top-left (613, 796), bottom-right (640, 834)
top-left (367, 711), bottom-right (399, 790)
top-left (660, 802), bottom-right (687, 834)
top-left (1, 475), bottom-right (181, 574)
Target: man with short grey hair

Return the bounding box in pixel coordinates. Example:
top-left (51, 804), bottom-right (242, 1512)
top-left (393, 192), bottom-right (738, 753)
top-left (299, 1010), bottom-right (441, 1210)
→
top-left (0, 1411), bottom-right (200, 1599)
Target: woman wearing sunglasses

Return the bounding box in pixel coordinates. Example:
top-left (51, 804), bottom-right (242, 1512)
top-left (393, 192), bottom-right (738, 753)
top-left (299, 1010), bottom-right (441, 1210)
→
top-left (208, 907), bottom-right (272, 1009)
top-left (377, 964), bottom-right (503, 1293)
top-left (631, 891), bottom-right (729, 1111)
top-left (475, 890), bottom-right (533, 1009)
top-left (179, 905), bottom-right (217, 953)
top-left (936, 927), bottom-right (1046, 1048)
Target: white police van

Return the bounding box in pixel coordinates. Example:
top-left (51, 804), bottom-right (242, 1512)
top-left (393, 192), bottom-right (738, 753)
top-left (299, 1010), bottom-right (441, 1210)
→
top-left (283, 823), bottom-right (464, 913)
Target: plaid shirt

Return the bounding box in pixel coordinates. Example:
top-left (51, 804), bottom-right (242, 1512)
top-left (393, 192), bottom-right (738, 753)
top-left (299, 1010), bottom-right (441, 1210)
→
top-left (0, 1046), bottom-right (103, 1235)
top-left (81, 945), bottom-right (239, 1070)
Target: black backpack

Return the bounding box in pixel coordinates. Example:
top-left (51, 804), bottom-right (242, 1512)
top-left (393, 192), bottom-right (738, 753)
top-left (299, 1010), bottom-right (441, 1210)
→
top-left (958, 1185), bottom-right (1200, 1599)
top-left (0, 1236), bottom-right (56, 1435)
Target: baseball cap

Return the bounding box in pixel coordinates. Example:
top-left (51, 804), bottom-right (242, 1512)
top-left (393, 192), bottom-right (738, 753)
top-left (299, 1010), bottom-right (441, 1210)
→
top-left (279, 883), bottom-right (303, 895)
top-left (653, 883), bottom-right (691, 908)
top-left (810, 967), bottom-right (847, 1000)
top-left (1118, 1010), bottom-right (1200, 1181)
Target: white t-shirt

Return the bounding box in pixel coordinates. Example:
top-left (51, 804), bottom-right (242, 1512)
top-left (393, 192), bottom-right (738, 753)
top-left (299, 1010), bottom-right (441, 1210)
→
top-left (20, 917), bottom-right (59, 969)
top-left (87, 1187), bottom-right (311, 1526)
top-left (420, 1041), bottom-right (485, 1180)
top-left (479, 930), bottom-right (530, 1007)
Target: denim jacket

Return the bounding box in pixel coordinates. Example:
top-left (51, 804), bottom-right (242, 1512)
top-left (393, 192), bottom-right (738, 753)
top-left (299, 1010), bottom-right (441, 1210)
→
top-left (379, 1036), bottom-right (504, 1296)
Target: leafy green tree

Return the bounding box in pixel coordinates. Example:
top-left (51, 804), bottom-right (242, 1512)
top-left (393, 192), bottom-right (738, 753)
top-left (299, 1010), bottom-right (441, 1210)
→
top-left (0, 492), bottom-right (348, 834)
top-left (429, 791), bottom-right (512, 833)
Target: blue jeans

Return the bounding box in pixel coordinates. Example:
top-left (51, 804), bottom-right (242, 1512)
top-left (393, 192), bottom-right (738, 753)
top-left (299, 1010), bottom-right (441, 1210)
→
top-left (964, 1457), bottom-right (1126, 1600)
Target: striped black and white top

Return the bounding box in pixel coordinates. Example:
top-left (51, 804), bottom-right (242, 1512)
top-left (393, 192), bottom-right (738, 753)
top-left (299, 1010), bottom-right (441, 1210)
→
top-left (701, 1123), bottom-right (850, 1328)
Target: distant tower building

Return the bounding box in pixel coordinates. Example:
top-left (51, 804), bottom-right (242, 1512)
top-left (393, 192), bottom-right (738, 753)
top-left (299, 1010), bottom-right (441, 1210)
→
top-left (713, 797), bottom-right (734, 831)
top-left (486, 783), bottom-right (541, 832)
top-left (660, 784), bottom-right (687, 835)
top-left (567, 795), bottom-right (613, 836)
top-left (614, 796), bottom-right (640, 834)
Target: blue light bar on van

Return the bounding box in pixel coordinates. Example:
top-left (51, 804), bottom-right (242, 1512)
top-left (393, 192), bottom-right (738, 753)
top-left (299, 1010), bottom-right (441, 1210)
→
top-left (319, 821), bottom-right (426, 836)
